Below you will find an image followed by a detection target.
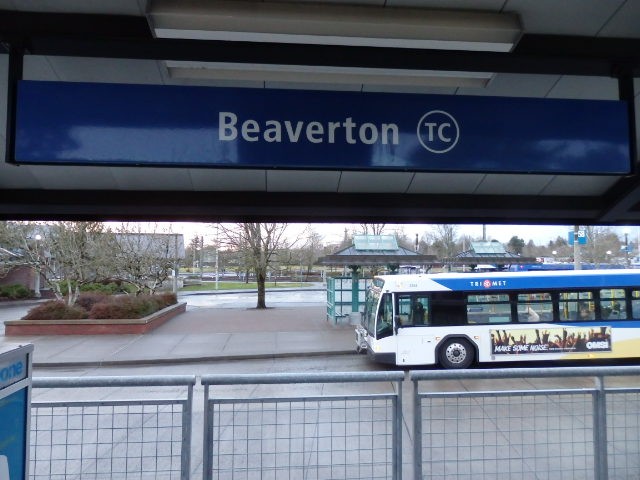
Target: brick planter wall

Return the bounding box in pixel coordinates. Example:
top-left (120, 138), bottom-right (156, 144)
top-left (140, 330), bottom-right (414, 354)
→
top-left (4, 302), bottom-right (186, 335)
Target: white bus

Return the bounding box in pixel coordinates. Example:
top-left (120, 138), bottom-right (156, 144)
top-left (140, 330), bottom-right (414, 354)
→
top-left (355, 270), bottom-right (640, 368)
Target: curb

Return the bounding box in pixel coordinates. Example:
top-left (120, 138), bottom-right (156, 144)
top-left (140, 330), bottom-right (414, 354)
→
top-left (179, 287), bottom-right (325, 297)
top-left (0, 299), bottom-right (49, 309)
top-left (32, 349), bottom-right (357, 368)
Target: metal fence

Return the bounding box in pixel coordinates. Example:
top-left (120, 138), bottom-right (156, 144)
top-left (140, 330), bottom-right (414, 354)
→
top-left (30, 375), bottom-right (195, 480)
top-left (201, 371), bottom-right (405, 480)
top-left (28, 366), bottom-right (640, 480)
top-left (410, 366), bottom-right (640, 480)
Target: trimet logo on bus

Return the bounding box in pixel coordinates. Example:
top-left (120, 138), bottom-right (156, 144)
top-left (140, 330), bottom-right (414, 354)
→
top-left (417, 110), bottom-right (460, 154)
top-left (469, 279), bottom-right (507, 288)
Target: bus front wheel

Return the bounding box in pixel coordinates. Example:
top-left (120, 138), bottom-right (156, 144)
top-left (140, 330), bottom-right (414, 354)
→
top-left (439, 338), bottom-right (474, 369)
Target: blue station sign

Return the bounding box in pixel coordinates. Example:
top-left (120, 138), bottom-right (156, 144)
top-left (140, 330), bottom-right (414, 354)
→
top-left (15, 80), bottom-right (631, 174)
top-left (0, 344), bottom-right (33, 480)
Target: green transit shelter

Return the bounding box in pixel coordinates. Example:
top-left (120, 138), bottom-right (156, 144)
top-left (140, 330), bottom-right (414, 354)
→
top-left (443, 241), bottom-right (538, 271)
top-left (317, 235), bottom-right (436, 323)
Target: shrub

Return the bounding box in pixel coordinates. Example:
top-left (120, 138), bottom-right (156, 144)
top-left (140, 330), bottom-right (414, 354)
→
top-left (22, 301), bottom-right (88, 320)
top-left (0, 284), bottom-right (32, 300)
top-left (21, 293), bottom-right (178, 320)
top-left (88, 294), bottom-right (175, 320)
top-left (79, 282), bottom-right (121, 294)
top-left (54, 280), bottom-right (77, 294)
top-left (157, 293), bottom-right (178, 308)
top-left (87, 302), bottom-right (129, 320)
top-left (74, 292), bottom-right (109, 312)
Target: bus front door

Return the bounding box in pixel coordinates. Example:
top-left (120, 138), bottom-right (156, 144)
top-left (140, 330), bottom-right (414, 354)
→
top-left (395, 326), bottom-right (436, 365)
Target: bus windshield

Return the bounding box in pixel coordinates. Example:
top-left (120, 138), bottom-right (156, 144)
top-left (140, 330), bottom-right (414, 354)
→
top-left (363, 286), bottom-right (380, 336)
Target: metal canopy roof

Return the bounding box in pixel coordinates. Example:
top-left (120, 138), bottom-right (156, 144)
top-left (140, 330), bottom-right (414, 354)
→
top-left (317, 241), bottom-right (436, 267)
top-left (443, 241), bottom-right (536, 266)
top-left (0, 0), bottom-right (639, 226)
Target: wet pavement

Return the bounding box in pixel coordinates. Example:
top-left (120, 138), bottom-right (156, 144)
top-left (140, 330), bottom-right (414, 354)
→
top-left (0, 286), bottom-right (357, 367)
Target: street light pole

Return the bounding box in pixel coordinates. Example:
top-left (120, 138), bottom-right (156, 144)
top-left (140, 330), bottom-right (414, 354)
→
top-left (215, 248), bottom-right (219, 290)
top-left (215, 224), bottom-right (219, 291)
top-left (624, 229), bottom-right (630, 268)
top-left (199, 235), bottom-right (204, 281)
top-left (573, 226), bottom-right (581, 271)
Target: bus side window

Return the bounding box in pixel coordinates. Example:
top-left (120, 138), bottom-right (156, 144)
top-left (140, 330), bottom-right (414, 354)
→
top-left (431, 292), bottom-right (466, 326)
top-left (600, 289), bottom-right (627, 320)
top-left (376, 293), bottom-right (394, 339)
top-left (395, 294), bottom-right (430, 327)
top-left (411, 297), bottom-right (429, 325)
top-left (396, 295), bottom-right (412, 327)
top-left (558, 291), bottom-right (594, 321)
top-left (467, 293), bottom-right (511, 324)
top-left (632, 291), bottom-right (640, 319)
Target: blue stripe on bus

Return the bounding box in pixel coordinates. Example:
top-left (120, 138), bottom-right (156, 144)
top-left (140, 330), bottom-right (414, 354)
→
top-left (561, 321), bottom-right (640, 328)
top-left (433, 274), bottom-right (640, 291)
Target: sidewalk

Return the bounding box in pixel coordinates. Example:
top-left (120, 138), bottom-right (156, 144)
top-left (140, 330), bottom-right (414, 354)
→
top-left (0, 303), bottom-right (357, 368)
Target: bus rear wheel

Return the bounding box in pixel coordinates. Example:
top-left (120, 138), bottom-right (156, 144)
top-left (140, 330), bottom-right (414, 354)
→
top-left (439, 338), bottom-right (474, 369)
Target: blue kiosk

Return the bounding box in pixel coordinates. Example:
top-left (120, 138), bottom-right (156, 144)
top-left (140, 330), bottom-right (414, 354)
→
top-left (0, 344), bottom-right (33, 480)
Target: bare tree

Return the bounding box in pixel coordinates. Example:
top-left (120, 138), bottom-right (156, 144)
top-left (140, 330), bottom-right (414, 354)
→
top-left (297, 227), bottom-right (324, 280)
top-left (218, 223), bottom-right (291, 309)
top-left (338, 228), bottom-right (353, 249)
top-left (583, 226), bottom-right (620, 265)
top-left (185, 236), bottom-right (202, 272)
top-left (113, 223), bottom-right (184, 295)
top-left (13, 221), bottom-right (115, 304)
top-left (391, 226), bottom-right (413, 250)
top-left (359, 223), bottom-right (386, 235)
top-left (428, 224), bottom-right (459, 259)
top-left (0, 221), bottom-right (26, 278)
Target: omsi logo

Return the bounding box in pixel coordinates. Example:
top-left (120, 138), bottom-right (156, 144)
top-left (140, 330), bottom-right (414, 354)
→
top-left (417, 110), bottom-right (460, 154)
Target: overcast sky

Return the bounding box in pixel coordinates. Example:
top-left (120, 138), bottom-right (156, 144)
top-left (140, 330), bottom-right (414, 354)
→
top-left (154, 222), bottom-right (640, 247)
top-left (108, 222), bottom-right (640, 247)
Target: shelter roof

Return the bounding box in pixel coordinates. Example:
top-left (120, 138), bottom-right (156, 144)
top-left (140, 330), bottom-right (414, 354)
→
top-left (443, 241), bottom-right (537, 266)
top-left (317, 235), bottom-right (436, 266)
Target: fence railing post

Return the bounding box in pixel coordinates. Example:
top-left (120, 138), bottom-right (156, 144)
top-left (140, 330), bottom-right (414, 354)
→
top-left (394, 378), bottom-right (403, 480)
top-left (413, 377), bottom-right (422, 480)
top-left (593, 376), bottom-right (608, 480)
top-left (181, 382), bottom-right (193, 480)
top-left (202, 383), bottom-right (212, 480)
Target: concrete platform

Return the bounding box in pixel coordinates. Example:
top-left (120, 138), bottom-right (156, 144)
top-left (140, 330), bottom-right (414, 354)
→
top-left (0, 303), bottom-right (356, 367)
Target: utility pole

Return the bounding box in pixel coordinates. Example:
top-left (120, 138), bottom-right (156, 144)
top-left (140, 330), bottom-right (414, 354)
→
top-left (624, 228), bottom-right (630, 268)
top-left (573, 226), bottom-right (582, 270)
top-left (199, 235), bottom-right (204, 280)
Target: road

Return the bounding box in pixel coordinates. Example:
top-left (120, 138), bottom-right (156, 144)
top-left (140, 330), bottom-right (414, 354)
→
top-left (182, 287), bottom-right (326, 308)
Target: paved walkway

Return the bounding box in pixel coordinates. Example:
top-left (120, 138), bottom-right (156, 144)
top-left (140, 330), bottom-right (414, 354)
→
top-left (0, 299), bottom-right (357, 367)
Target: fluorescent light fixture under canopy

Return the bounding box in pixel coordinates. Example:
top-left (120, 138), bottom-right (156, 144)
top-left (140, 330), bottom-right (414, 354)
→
top-left (165, 61), bottom-right (494, 88)
top-left (148, 0), bottom-right (522, 52)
